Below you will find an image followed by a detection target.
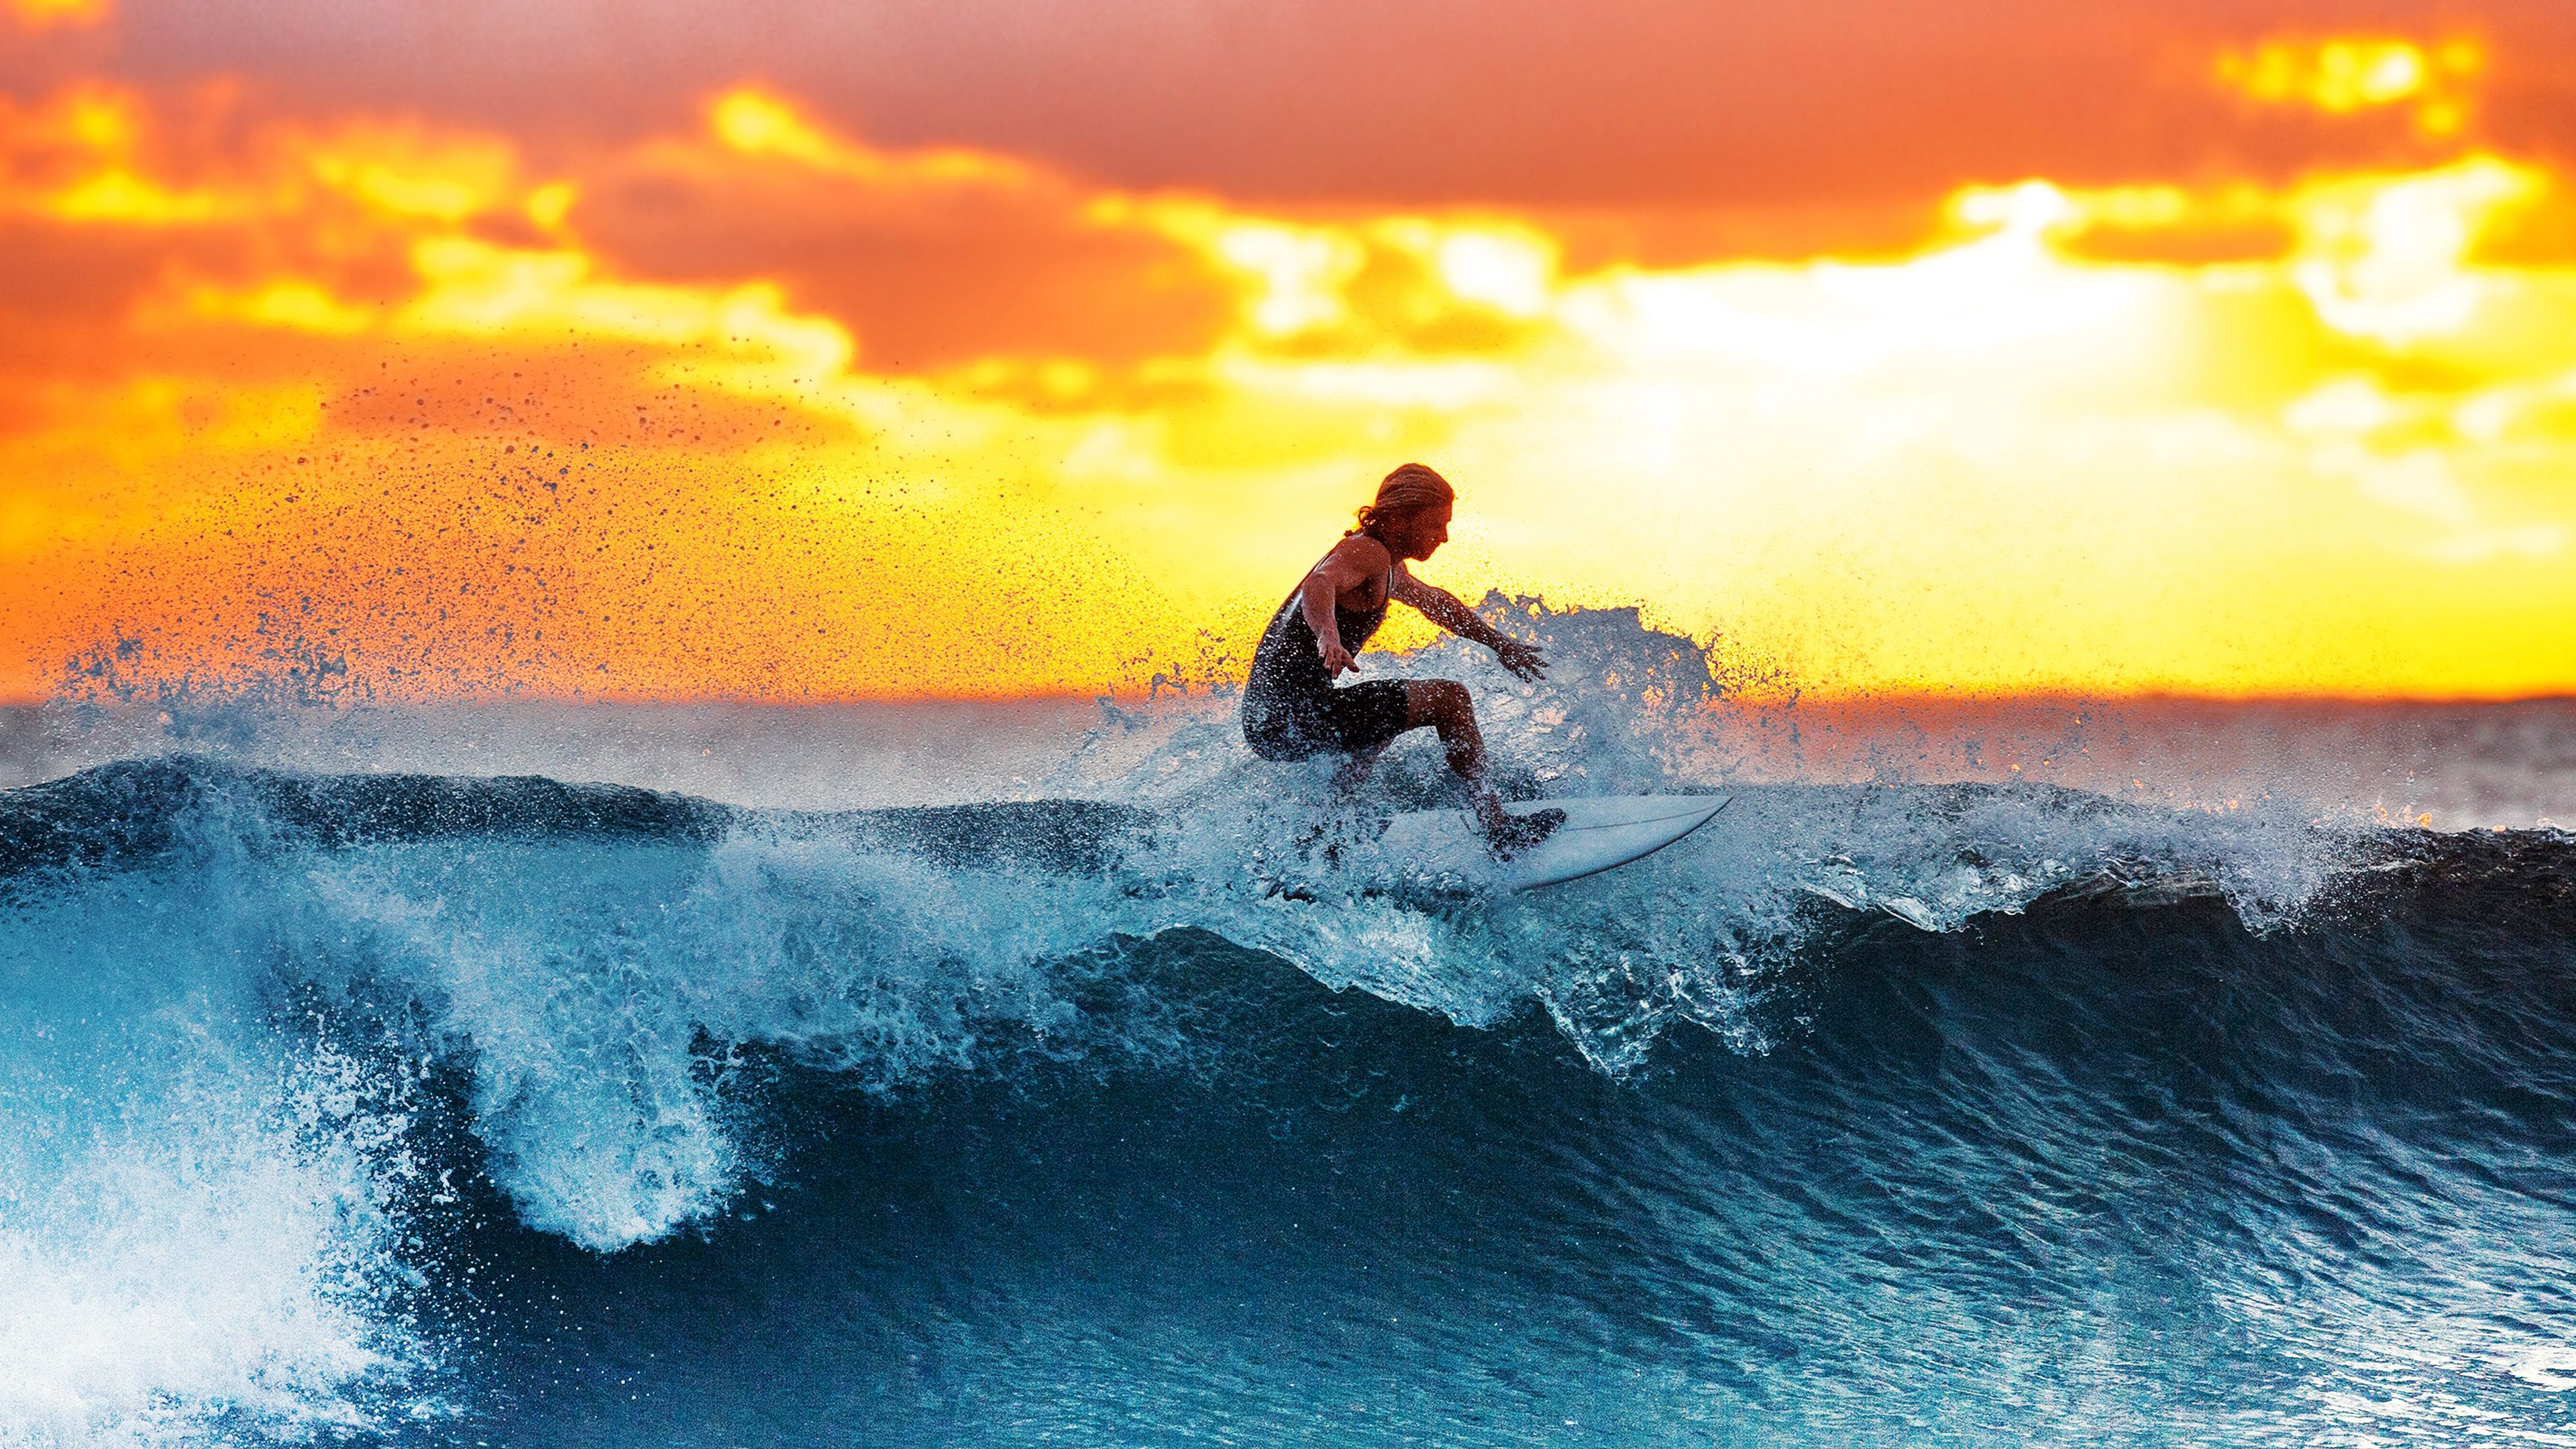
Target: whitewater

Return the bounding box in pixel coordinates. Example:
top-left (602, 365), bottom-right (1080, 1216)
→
top-left (3, 604), bottom-right (2572, 1446)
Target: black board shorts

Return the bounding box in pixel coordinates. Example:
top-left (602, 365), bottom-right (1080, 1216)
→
top-left (1242, 680), bottom-right (1413, 762)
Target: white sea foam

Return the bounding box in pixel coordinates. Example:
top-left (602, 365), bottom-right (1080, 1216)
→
top-left (0, 884), bottom-right (419, 1446)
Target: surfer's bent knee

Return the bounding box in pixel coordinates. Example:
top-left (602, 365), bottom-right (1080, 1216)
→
top-left (1403, 679), bottom-right (1471, 727)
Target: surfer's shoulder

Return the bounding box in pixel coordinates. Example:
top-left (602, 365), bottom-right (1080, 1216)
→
top-left (1330, 533), bottom-right (1393, 573)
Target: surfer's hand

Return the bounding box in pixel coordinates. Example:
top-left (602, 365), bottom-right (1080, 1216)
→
top-left (1493, 638), bottom-right (1548, 682)
top-left (1319, 641), bottom-right (1358, 677)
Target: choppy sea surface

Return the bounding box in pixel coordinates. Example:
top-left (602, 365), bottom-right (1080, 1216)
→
top-left (3, 607), bottom-right (2573, 1446)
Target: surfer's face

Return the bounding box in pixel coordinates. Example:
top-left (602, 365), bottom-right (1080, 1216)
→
top-left (1384, 503), bottom-right (1452, 561)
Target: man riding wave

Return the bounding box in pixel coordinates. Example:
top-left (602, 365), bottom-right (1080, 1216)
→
top-left (1240, 463), bottom-right (1564, 855)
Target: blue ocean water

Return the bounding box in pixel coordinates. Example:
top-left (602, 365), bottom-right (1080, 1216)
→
top-left (3, 614), bottom-right (2573, 1446)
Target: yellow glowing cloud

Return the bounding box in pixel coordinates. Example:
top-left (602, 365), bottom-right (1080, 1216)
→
top-left (2216, 35), bottom-right (2483, 136)
top-left (0, 89), bottom-right (239, 225)
top-left (708, 88), bottom-right (1032, 188)
top-left (1112, 199), bottom-right (1565, 354)
top-left (0, 87), bottom-right (856, 387)
top-left (4, 0), bottom-right (106, 27)
top-left (2288, 158), bottom-right (2539, 343)
top-left (306, 129), bottom-right (520, 223)
top-left (404, 238), bottom-right (856, 379)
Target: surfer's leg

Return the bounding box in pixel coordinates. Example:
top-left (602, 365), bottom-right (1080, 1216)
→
top-left (1402, 680), bottom-right (1485, 782)
top-left (1402, 680), bottom-right (1561, 855)
top-left (1403, 680), bottom-right (1515, 833)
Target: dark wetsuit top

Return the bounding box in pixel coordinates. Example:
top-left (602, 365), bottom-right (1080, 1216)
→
top-left (1241, 565), bottom-right (1415, 761)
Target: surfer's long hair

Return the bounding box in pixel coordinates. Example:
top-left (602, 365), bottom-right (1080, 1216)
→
top-left (1348, 462), bottom-right (1455, 539)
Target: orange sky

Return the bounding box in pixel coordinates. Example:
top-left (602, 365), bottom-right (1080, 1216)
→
top-left (5, 0), bottom-right (2575, 702)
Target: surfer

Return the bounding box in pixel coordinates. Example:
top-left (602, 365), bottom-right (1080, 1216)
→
top-left (1242, 463), bottom-right (1564, 855)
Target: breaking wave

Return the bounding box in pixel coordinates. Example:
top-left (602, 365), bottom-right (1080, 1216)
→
top-left (3, 603), bottom-right (2571, 1445)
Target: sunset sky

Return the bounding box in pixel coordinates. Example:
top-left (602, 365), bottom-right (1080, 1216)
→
top-left (5, 0), bottom-right (2574, 701)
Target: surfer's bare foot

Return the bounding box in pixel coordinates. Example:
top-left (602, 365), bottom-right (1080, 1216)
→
top-left (1479, 800), bottom-right (1566, 861)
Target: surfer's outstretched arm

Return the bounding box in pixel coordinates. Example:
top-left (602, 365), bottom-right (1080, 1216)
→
top-left (1391, 574), bottom-right (1548, 682)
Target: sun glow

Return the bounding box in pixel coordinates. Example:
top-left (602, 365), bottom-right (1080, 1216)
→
top-left (4, 56), bottom-right (2573, 703)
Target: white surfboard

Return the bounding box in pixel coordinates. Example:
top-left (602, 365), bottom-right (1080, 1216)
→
top-left (1375, 794), bottom-right (1731, 892)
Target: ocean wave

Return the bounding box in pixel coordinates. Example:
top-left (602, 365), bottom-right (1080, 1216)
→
top-left (5, 605), bottom-right (2573, 1443)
